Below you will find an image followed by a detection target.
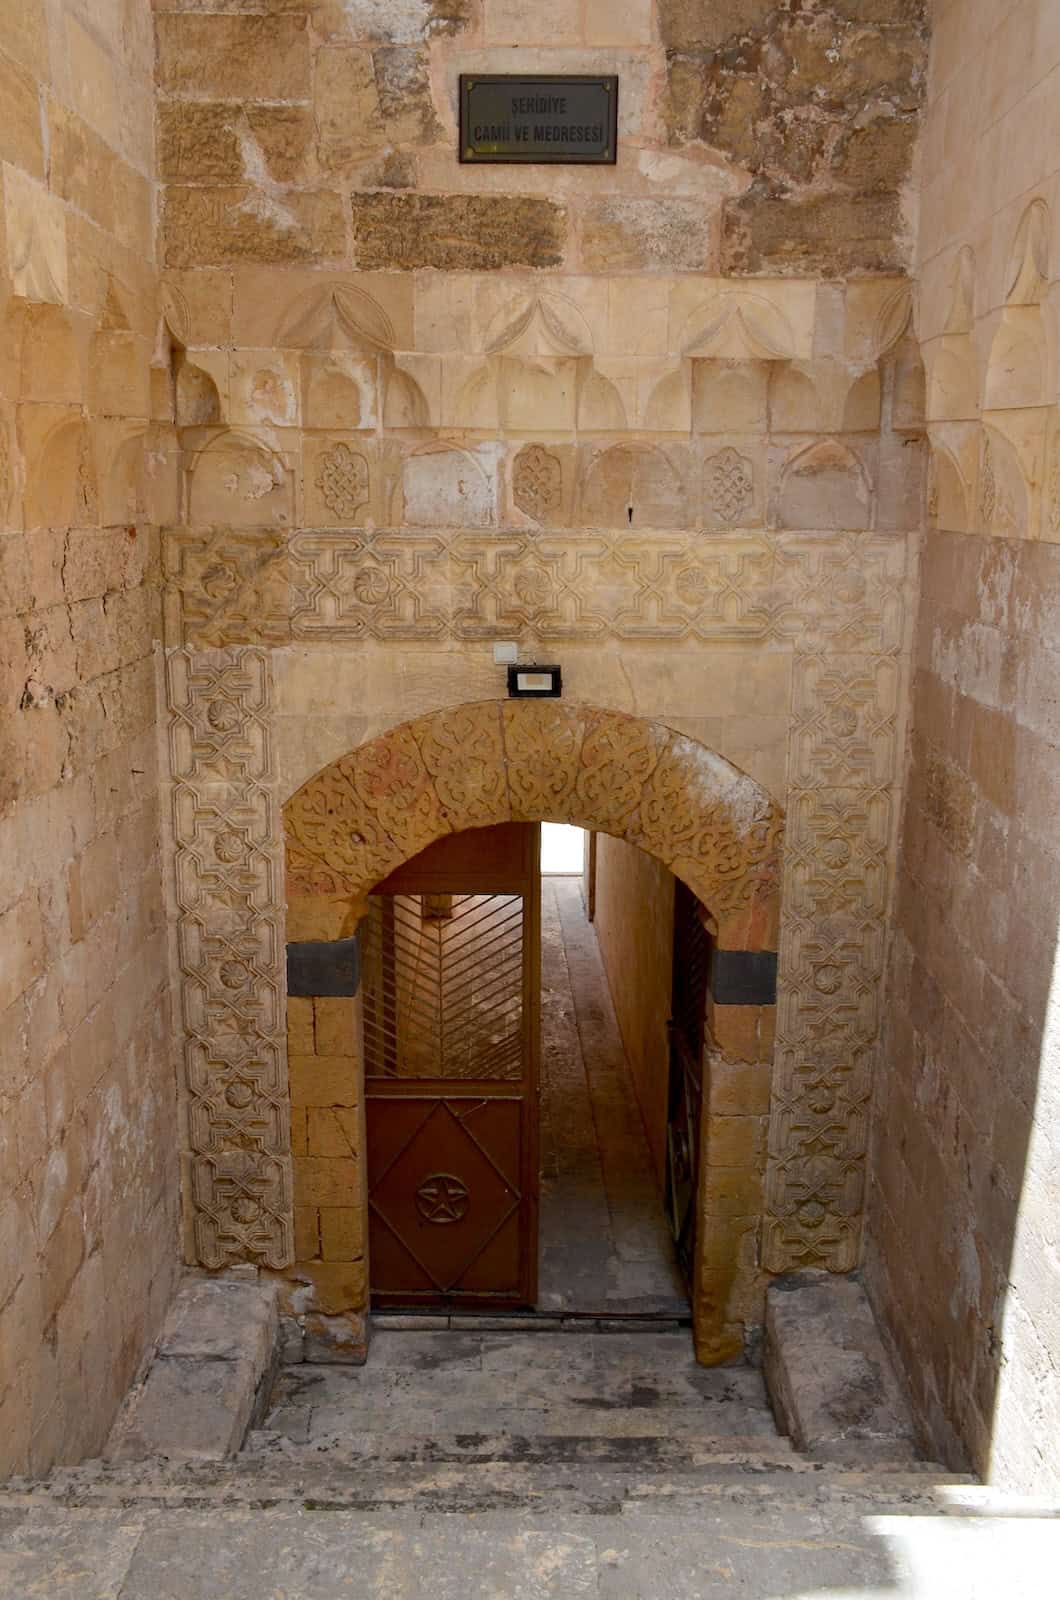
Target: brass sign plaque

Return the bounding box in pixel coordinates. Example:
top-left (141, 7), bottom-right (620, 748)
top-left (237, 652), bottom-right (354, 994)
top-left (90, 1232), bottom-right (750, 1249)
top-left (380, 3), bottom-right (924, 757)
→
top-left (460, 75), bottom-right (618, 165)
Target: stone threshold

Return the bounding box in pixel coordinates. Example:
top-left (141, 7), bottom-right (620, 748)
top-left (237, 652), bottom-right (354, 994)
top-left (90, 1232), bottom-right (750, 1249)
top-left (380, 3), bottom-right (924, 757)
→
top-left (372, 1310), bottom-right (693, 1333)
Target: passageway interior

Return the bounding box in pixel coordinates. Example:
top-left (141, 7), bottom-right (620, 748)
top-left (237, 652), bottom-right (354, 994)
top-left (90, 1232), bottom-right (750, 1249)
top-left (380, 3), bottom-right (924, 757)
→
top-left (538, 865), bottom-right (688, 1317)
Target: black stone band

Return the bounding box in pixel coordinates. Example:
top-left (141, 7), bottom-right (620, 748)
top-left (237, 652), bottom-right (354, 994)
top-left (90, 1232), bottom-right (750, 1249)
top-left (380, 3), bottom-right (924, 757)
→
top-left (710, 949), bottom-right (778, 1007)
top-left (287, 936), bottom-right (361, 998)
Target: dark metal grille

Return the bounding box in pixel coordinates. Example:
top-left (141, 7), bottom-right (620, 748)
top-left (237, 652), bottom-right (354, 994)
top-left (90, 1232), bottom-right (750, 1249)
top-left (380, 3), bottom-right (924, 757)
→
top-left (362, 893), bottom-right (525, 1081)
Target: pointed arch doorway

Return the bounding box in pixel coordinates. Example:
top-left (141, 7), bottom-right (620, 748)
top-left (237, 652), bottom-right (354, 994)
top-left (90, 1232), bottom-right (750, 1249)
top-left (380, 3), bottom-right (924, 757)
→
top-left (282, 700), bottom-right (782, 1361)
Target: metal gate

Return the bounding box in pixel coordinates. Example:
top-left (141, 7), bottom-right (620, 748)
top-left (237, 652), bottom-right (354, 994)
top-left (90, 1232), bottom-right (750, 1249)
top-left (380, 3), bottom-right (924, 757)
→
top-left (362, 824), bottom-right (540, 1309)
top-left (666, 879), bottom-right (709, 1293)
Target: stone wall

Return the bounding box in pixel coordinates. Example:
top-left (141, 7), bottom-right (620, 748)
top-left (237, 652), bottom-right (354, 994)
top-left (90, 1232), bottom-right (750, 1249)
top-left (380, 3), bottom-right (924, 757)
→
top-left (0, 3), bottom-right (179, 1478)
top-left (155, 0), bottom-right (928, 1357)
top-left (865, 0), bottom-right (1060, 1494)
top-left (153, 1), bottom-right (928, 279)
top-left (593, 833), bottom-right (675, 1189)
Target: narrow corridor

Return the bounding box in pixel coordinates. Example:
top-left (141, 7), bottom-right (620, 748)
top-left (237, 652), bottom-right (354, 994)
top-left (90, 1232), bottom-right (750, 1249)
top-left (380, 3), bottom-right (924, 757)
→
top-left (538, 876), bottom-right (688, 1317)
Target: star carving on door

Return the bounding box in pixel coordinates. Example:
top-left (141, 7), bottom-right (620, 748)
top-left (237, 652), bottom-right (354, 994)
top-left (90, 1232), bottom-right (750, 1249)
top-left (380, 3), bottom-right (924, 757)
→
top-left (415, 1172), bottom-right (471, 1225)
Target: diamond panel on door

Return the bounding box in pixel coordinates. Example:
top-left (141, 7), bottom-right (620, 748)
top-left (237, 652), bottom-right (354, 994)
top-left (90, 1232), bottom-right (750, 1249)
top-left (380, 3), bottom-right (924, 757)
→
top-left (363, 823), bottom-right (540, 1310)
top-left (369, 1098), bottom-right (523, 1296)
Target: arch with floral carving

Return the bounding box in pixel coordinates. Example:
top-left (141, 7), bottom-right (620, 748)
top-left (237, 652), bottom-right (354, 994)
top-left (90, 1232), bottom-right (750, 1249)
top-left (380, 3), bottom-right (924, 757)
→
top-left (281, 700), bottom-right (783, 1362)
top-left (283, 699), bottom-right (782, 948)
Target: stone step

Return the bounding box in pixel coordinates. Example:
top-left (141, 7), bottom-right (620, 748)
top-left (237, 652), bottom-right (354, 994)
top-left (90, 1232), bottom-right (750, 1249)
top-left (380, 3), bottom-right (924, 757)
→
top-left (3, 1451), bottom-right (969, 1519)
top-left (243, 1428), bottom-right (800, 1466)
top-left (10, 1495), bottom-right (1046, 1600)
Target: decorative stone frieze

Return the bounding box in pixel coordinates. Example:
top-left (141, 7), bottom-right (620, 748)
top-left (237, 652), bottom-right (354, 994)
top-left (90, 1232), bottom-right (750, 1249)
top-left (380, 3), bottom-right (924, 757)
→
top-left (167, 647), bottom-right (291, 1269)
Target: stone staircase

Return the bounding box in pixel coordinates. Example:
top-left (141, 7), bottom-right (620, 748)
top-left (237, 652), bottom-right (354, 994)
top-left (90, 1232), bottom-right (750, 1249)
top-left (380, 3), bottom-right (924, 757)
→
top-left (1, 1326), bottom-right (1016, 1598)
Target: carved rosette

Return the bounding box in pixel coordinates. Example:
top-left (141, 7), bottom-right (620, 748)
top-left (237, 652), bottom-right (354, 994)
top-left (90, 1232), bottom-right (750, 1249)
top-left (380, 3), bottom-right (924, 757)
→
top-left (167, 647), bottom-right (292, 1269)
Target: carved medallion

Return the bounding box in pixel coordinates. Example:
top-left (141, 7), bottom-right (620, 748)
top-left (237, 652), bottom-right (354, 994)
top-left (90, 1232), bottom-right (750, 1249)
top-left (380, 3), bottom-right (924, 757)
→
top-left (705, 447), bottom-right (754, 525)
top-left (415, 1173), bottom-right (470, 1224)
top-left (513, 444), bottom-right (562, 522)
top-left (316, 444), bottom-right (370, 519)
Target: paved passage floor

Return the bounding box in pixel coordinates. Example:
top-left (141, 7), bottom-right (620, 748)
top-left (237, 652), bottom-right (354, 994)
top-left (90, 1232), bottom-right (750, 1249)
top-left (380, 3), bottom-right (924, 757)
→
top-left (6, 1329), bottom-right (1053, 1598)
top-left (538, 876), bottom-right (688, 1316)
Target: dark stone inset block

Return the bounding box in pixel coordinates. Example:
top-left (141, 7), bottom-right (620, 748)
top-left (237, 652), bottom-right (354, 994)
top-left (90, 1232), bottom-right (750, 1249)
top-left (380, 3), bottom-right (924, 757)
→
top-left (710, 949), bottom-right (778, 1006)
top-left (287, 936), bottom-right (360, 998)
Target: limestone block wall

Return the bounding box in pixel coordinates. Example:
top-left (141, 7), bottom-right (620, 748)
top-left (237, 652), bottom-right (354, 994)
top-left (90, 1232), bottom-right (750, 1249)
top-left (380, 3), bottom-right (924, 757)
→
top-left (593, 833), bottom-right (675, 1189)
top-left (154, 0), bottom-right (929, 1360)
top-left (866, 0), bottom-right (1060, 1494)
top-left (0, 3), bottom-right (179, 1479)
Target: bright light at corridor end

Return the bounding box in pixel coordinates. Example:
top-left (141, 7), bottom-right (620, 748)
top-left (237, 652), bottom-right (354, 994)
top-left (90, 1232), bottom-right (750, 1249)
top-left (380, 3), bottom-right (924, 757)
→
top-left (541, 824), bottom-right (585, 875)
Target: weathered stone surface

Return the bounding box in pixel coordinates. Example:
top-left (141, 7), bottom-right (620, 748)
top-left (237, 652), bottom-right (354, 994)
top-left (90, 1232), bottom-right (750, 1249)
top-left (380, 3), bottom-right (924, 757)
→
top-left (163, 186), bottom-right (346, 266)
top-left (159, 102), bottom-right (314, 184)
top-left (374, 47), bottom-right (441, 145)
top-left (581, 199), bottom-right (717, 273)
top-left (158, 1278), bottom-right (278, 1369)
top-left (314, 47), bottom-right (385, 170)
top-left (657, 0), bottom-right (775, 51)
top-left (156, 14), bottom-right (311, 99)
top-left (106, 1276), bottom-right (279, 1462)
top-left (350, 194), bottom-right (566, 271)
top-left (726, 190), bottom-right (906, 275)
top-left (661, 0), bottom-right (928, 276)
top-left (765, 1272), bottom-right (920, 1463)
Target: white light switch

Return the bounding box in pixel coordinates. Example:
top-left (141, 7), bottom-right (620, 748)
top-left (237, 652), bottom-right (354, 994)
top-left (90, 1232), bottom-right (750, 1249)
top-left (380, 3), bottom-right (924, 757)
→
top-left (493, 641), bottom-right (519, 664)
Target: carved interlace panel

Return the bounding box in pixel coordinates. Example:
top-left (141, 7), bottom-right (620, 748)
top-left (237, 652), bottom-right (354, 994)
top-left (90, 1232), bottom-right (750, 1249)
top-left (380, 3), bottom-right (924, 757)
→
top-left (167, 648), bottom-right (291, 1269)
top-left (165, 528), bottom-right (904, 652)
top-left (704, 447), bottom-right (754, 525)
top-left (316, 444), bottom-right (370, 519)
top-left (512, 444), bottom-right (563, 521)
top-left (763, 650), bottom-right (904, 1272)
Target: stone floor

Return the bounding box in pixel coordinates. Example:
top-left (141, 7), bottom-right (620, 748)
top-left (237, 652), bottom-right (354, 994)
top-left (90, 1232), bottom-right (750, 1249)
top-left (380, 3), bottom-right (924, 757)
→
top-left (4, 1328), bottom-right (1057, 1596)
top-left (538, 876), bottom-right (687, 1317)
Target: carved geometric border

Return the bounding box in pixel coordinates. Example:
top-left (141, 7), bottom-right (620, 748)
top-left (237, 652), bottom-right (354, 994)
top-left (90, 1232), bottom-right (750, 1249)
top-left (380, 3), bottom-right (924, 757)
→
top-left (167, 647), bottom-right (291, 1269)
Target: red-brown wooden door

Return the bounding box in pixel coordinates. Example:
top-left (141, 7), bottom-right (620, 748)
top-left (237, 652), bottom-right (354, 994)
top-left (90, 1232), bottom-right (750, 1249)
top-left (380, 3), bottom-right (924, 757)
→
top-left (361, 823), bottom-right (540, 1309)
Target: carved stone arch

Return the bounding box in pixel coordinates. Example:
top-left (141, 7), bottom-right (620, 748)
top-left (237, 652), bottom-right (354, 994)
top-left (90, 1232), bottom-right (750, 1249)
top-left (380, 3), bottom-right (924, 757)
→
top-left (945, 245), bottom-right (977, 335)
top-left (885, 334), bottom-right (926, 435)
top-left (186, 428), bottom-right (292, 528)
top-left (679, 290), bottom-right (799, 361)
top-left (694, 358), bottom-right (771, 433)
top-left (870, 283), bottom-right (913, 362)
top-left (927, 436), bottom-right (972, 533)
top-left (283, 701), bottom-right (782, 943)
top-left (99, 276), bottom-right (132, 332)
top-left (483, 291), bottom-right (595, 359)
top-left (1006, 198), bottom-right (1050, 307)
top-left (397, 440), bottom-right (497, 527)
top-left (985, 199), bottom-right (1052, 410)
top-left (279, 701), bottom-right (781, 1361)
top-left (579, 441), bottom-right (686, 528)
top-left (274, 281), bottom-right (396, 353)
top-left (777, 439), bottom-right (873, 531)
top-left (25, 415), bottom-right (97, 529)
top-left (977, 423), bottom-right (1031, 538)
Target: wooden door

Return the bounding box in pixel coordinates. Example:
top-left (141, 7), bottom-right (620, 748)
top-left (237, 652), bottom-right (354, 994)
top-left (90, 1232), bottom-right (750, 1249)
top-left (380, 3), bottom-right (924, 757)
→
top-left (362, 823), bottom-right (540, 1309)
top-left (666, 879), bottom-right (709, 1293)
